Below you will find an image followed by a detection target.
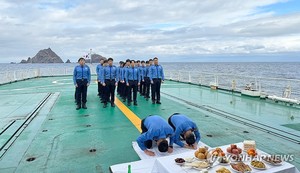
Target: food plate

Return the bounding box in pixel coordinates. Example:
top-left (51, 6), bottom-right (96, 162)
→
top-left (230, 163), bottom-right (252, 173)
top-left (250, 160), bottom-right (267, 170)
top-left (218, 157), bottom-right (230, 165)
top-left (174, 158), bottom-right (185, 166)
top-left (184, 157), bottom-right (195, 163)
top-left (262, 156), bottom-right (282, 166)
top-left (185, 161), bottom-right (211, 170)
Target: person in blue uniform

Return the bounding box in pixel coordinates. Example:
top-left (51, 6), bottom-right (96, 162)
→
top-left (74, 58), bottom-right (80, 103)
top-left (125, 60), bottom-right (140, 106)
top-left (149, 57), bottom-right (164, 104)
top-left (168, 113), bottom-right (201, 149)
top-left (73, 57), bottom-right (91, 110)
top-left (139, 61), bottom-right (146, 96)
top-left (137, 115), bottom-right (175, 156)
top-left (117, 61), bottom-right (124, 96)
top-left (96, 59), bottom-right (104, 98)
top-left (144, 61), bottom-right (151, 101)
top-left (100, 58), bottom-right (118, 108)
top-left (122, 59), bottom-right (131, 102)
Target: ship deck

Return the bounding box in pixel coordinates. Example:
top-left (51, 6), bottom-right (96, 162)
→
top-left (0, 76), bottom-right (299, 173)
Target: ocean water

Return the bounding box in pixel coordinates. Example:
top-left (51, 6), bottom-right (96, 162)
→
top-left (0, 62), bottom-right (299, 79)
top-left (0, 62), bottom-right (299, 98)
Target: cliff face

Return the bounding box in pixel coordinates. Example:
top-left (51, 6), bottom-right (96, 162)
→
top-left (20, 48), bottom-right (63, 63)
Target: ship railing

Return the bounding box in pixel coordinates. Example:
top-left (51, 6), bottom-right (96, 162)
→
top-left (1, 68), bottom-right (299, 100)
top-left (164, 70), bottom-right (300, 100)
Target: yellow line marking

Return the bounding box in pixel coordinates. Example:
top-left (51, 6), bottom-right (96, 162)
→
top-left (115, 97), bottom-right (142, 132)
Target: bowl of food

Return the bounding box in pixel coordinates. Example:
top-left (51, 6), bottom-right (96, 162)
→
top-left (174, 158), bottom-right (185, 166)
top-left (230, 162), bottom-right (252, 173)
top-left (218, 156), bottom-right (230, 165)
top-left (251, 160), bottom-right (267, 170)
top-left (262, 155), bottom-right (282, 166)
top-left (216, 167), bottom-right (231, 173)
top-left (227, 144), bottom-right (242, 155)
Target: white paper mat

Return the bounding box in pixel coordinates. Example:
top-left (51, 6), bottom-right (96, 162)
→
top-left (132, 141), bottom-right (210, 160)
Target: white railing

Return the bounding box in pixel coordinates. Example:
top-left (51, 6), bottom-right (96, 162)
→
top-left (165, 70), bottom-right (300, 100)
top-left (0, 68), bottom-right (299, 100)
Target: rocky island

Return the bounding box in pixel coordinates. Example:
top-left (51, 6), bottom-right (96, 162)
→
top-left (20, 48), bottom-right (63, 63)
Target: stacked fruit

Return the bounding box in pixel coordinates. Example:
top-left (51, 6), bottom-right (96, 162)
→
top-left (212, 147), bottom-right (225, 157)
top-left (194, 147), bottom-right (211, 160)
top-left (226, 144), bottom-right (242, 155)
top-left (247, 148), bottom-right (257, 157)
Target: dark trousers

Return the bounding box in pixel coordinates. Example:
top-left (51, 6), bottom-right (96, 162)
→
top-left (104, 79), bottom-right (116, 104)
top-left (140, 79), bottom-right (145, 95)
top-left (122, 81), bottom-right (129, 100)
top-left (128, 80), bottom-right (138, 103)
top-left (119, 82), bottom-right (125, 98)
top-left (100, 83), bottom-right (104, 100)
top-left (144, 77), bottom-right (150, 98)
top-left (76, 79), bottom-right (88, 105)
top-left (98, 81), bottom-right (104, 98)
top-left (117, 81), bottom-right (121, 94)
top-left (141, 117), bottom-right (152, 149)
top-left (151, 78), bottom-right (161, 101)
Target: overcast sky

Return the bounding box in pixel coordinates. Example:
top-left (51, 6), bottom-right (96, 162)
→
top-left (1, 0), bottom-right (300, 62)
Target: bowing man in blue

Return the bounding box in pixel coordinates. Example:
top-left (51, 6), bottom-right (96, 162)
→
top-left (149, 57), bottom-right (164, 104)
top-left (137, 115), bottom-right (175, 156)
top-left (73, 57), bottom-right (91, 110)
top-left (100, 57), bottom-right (118, 108)
top-left (168, 113), bottom-right (201, 149)
top-left (125, 60), bottom-right (140, 106)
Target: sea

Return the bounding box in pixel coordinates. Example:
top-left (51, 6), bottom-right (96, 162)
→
top-left (0, 62), bottom-right (299, 79)
top-left (0, 62), bottom-right (299, 98)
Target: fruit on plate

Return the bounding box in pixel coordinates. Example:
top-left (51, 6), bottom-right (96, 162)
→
top-left (175, 158), bottom-right (185, 163)
top-left (194, 147), bottom-right (211, 160)
top-left (247, 148), bottom-right (257, 157)
top-left (230, 162), bottom-right (252, 172)
top-left (227, 144), bottom-right (242, 155)
top-left (251, 160), bottom-right (266, 169)
top-left (216, 167), bottom-right (231, 173)
top-left (212, 147), bottom-right (225, 157)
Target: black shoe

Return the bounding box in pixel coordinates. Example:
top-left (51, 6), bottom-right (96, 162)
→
top-left (134, 102), bottom-right (138, 106)
top-left (152, 101), bottom-right (155, 104)
top-left (103, 103), bottom-right (107, 108)
top-left (82, 103), bottom-right (87, 109)
top-left (111, 103), bottom-right (115, 107)
top-left (127, 102), bottom-right (131, 106)
top-left (76, 104), bottom-right (81, 110)
top-left (156, 101), bottom-right (161, 104)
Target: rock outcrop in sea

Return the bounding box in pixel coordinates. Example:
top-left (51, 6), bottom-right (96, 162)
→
top-left (20, 48), bottom-right (63, 63)
top-left (85, 54), bottom-right (107, 63)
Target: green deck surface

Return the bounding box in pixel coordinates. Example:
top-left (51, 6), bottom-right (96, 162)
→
top-left (0, 76), bottom-right (299, 173)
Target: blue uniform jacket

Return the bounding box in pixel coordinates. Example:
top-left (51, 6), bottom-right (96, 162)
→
top-left (170, 114), bottom-right (201, 147)
top-left (139, 66), bottom-right (146, 80)
top-left (100, 65), bottom-right (119, 83)
top-left (149, 65), bottom-right (164, 81)
top-left (73, 65), bottom-right (91, 85)
top-left (96, 64), bottom-right (103, 80)
top-left (117, 66), bottom-right (123, 81)
top-left (145, 66), bottom-right (151, 78)
top-left (125, 67), bottom-right (140, 84)
top-left (137, 115), bottom-right (175, 151)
